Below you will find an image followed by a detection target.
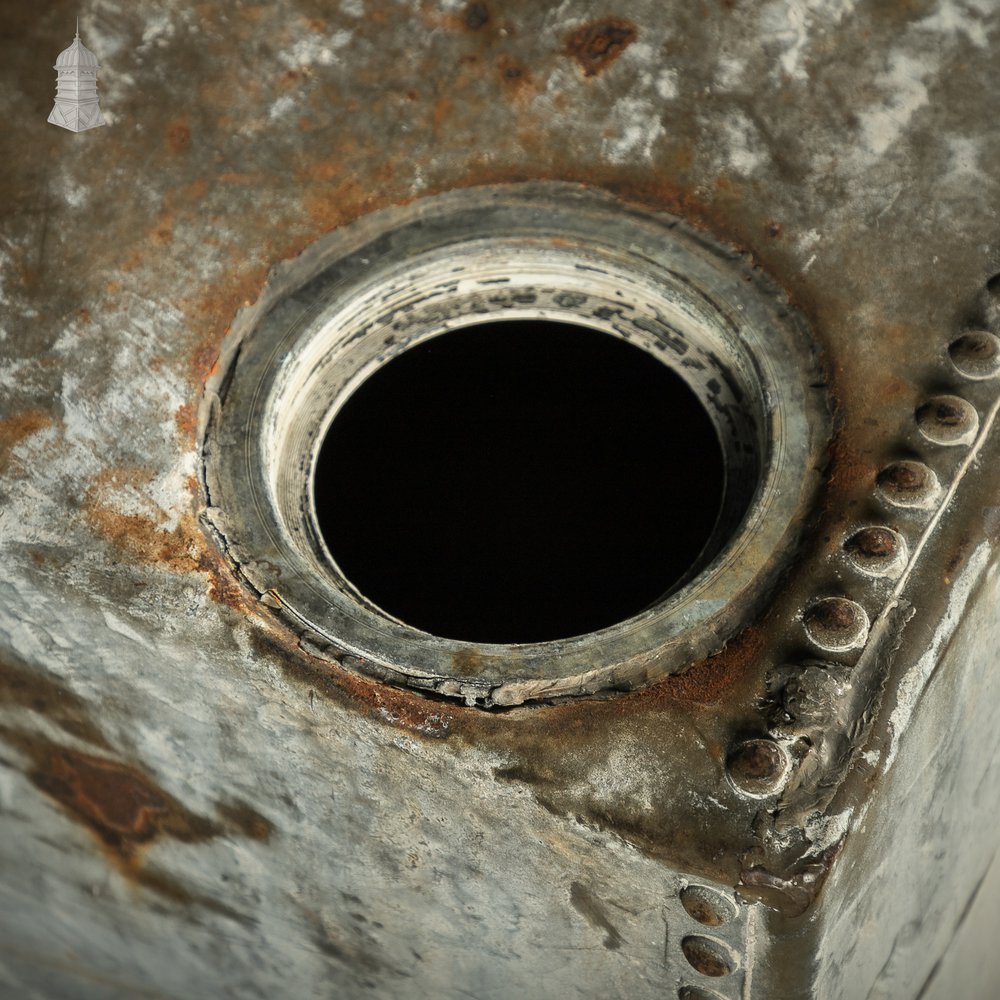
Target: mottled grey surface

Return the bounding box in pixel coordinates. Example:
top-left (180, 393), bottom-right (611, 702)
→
top-left (2, 0), bottom-right (1000, 997)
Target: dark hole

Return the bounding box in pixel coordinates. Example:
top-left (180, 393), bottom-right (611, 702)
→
top-left (314, 320), bottom-right (725, 644)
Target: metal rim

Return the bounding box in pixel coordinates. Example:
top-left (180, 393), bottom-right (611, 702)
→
top-left (202, 183), bottom-right (828, 706)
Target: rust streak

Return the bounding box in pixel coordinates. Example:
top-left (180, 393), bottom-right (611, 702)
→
top-left (0, 721), bottom-right (272, 923)
top-left (0, 654), bottom-right (111, 750)
top-left (7, 735), bottom-right (219, 859)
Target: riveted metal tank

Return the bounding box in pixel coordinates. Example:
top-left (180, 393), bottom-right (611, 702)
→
top-left (2, 2), bottom-right (1000, 998)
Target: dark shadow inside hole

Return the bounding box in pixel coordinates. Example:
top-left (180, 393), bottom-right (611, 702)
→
top-left (314, 319), bottom-right (726, 644)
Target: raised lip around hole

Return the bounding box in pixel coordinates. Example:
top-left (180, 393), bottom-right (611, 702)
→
top-left (202, 183), bottom-right (828, 706)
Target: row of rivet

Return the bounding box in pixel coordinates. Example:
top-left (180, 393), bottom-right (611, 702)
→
top-left (801, 327), bottom-right (999, 655)
top-left (676, 884), bottom-right (742, 998)
top-left (724, 304), bottom-right (1000, 798)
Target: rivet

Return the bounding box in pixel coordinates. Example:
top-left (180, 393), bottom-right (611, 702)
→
top-left (727, 738), bottom-right (790, 797)
top-left (949, 331), bottom-right (1000, 380)
top-left (803, 597), bottom-right (869, 651)
top-left (681, 936), bottom-right (737, 978)
top-left (678, 987), bottom-right (728, 1000)
top-left (680, 885), bottom-right (739, 926)
top-left (915, 395), bottom-right (979, 446)
top-left (844, 526), bottom-right (907, 578)
top-left (875, 460), bottom-right (941, 509)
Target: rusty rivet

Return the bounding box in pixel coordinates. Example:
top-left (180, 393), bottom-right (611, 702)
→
top-left (875, 460), bottom-right (941, 509)
top-left (678, 987), bottom-right (728, 1000)
top-left (727, 738), bottom-right (789, 797)
top-left (915, 395), bottom-right (979, 446)
top-left (680, 885), bottom-right (739, 926)
top-left (803, 597), bottom-right (869, 651)
top-left (680, 936), bottom-right (737, 977)
top-left (844, 526), bottom-right (907, 578)
top-left (949, 331), bottom-right (1000, 380)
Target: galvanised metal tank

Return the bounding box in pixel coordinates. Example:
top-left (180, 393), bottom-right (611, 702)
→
top-left (2, 2), bottom-right (1000, 997)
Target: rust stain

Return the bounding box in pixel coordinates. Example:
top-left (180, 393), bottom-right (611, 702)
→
top-left (215, 799), bottom-right (274, 843)
top-left (27, 743), bottom-right (219, 856)
top-left (174, 400), bottom-right (199, 441)
top-left (247, 626), bottom-right (456, 739)
top-left (85, 499), bottom-right (201, 576)
top-left (0, 725), bottom-right (268, 924)
top-left (451, 647), bottom-right (495, 678)
top-left (820, 429), bottom-right (872, 510)
top-left (153, 210), bottom-right (175, 245)
top-left (739, 842), bottom-right (843, 917)
top-left (0, 653), bottom-right (111, 750)
top-left (0, 408), bottom-right (52, 472)
top-left (564, 18), bottom-right (638, 77)
top-left (0, 648), bottom-right (272, 923)
top-left (943, 536), bottom-right (972, 584)
top-left (166, 118), bottom-right (191, 155)
top-left (83, 466), bottom-right (250, 611)
top-left (651, 625), bottom-right (768, 706)
top-left (279, 66), bottom-right (312, 89)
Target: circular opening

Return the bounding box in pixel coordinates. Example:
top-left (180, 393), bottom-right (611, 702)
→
top-left (314, 319), bottom-right (726, 644)
top-left (204, 184), bottom-right (827, 705)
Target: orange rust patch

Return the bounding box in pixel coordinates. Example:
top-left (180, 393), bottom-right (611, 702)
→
top-left (174, 400), bottom-right (199, 441)
top-left (300, 173), bottom-right (390, 236)
top-left (0, 724), bottom-right (267, 923)
top-left (217, 172), bottom-right (258, 185)
top-left (83, 466), bottom-right (250, 611)
top-left (944, 536), bottom-right (973, 584)
top-left (0, 408), bottom-right (52, 472)
top-left (279, 66), bottom-right (312, 89)
top-left (650, 625), bottom-right (769, 706)
top-left (12, 737), bottom-right (220, 859)
top-left (451, 647), bottom-right (488, 677)
top-left (84, 465), bottom-right (201, 574)
top-left (182, 177), bottom-right (209, 200)
top-left (564, 18), bottom-right (638, 77)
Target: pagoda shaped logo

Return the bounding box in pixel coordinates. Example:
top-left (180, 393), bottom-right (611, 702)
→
top-left (48, 20), bottom-right (106, 132)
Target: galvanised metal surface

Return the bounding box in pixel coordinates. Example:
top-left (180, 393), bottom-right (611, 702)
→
top-left (1, 1), bottom-right (999, 998)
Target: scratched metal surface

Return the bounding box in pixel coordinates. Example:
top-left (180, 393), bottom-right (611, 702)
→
top-left (1, 0), bottom-right (999, 997)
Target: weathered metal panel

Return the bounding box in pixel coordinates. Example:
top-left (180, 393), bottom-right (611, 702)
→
top-left (2, 0), bottom-right (1000, 997)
